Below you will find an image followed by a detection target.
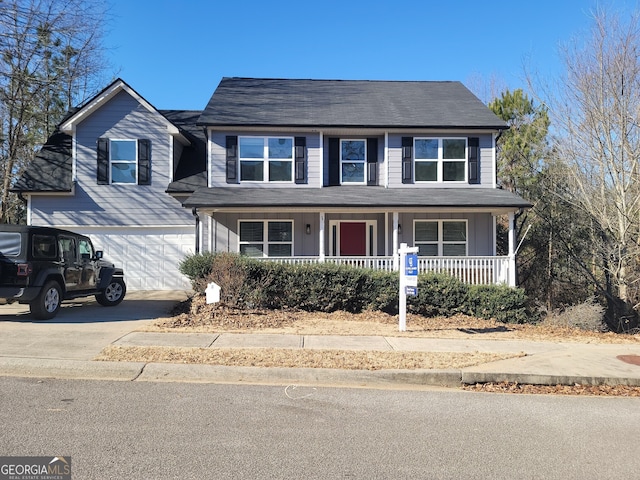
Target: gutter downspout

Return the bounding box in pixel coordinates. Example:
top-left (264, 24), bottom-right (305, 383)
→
top-left (192, 207), bottom-right (200, 254)
top-left (494, 128), bottom-right (504, 188)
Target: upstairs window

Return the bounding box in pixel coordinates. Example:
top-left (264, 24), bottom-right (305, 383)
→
top-left (110, 139), bottom-right (137, 184)
top-left (415, 138), bottom-right (467, 182)
top-left (239, 137), bottom-right (293, 182)
top-left (414, 220), bottom-right (467, 256)
top-left (97, 138), bottom-right (151, 185)
top-left (340, 139), bottom-right (366, 184)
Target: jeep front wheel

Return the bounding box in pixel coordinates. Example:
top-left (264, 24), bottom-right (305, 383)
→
top-left (96, 277), bottom-right (126, 306)
top-left (30, 280), bottom-right (62, 320)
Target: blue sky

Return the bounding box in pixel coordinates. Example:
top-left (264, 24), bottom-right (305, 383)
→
top-left (103, 0), bottom-right (639, 110)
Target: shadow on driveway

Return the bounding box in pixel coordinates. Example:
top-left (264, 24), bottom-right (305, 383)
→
top-left (0, 291), bottom-right (189, 324)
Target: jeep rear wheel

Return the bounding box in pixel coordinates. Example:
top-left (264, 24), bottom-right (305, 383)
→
top-left (95, 277), bottom-right (126, 306)
top-left (30, 280), bottom-right (62, 320)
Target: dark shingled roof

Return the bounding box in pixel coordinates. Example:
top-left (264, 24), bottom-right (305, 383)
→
top-left (12, 110), bottom-right (207, 194)
top-left (183, 186), bottom-right (531, 211)
top-left (161, 110), bottom-right (207, 193)
top-left (198, 78), bottom-right (508, 129)
top-left (11, 131), bottom-right (73, 192)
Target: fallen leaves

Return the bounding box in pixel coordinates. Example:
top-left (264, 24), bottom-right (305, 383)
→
top-left (463, 381), bottom-right (640, 396)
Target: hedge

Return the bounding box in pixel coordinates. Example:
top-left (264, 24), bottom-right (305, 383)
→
top-left (179, 252), bottom-right (534, 323)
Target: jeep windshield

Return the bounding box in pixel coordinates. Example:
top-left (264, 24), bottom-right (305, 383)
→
top-left (0, 232), bottom-right (21, 256)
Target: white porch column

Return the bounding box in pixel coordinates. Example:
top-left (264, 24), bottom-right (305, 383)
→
top-left (508, 211), bottom-right (516, 287)
top-left (393, 211), bottom-right (399, 270)
top-left (319, 212), bottom-right (326, 261)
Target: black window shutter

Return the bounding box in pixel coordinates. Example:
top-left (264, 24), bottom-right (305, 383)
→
top-left (97, 138), bottom-right (109, 184)
top-left (367, 138), bottom-right (378, 186)
top-left (468, 137), bottom-right (480, 184)
top-left (294, 136), bottom-right (307, 184)
top-left (138, 139), bottom-right (151, 185)
top-left (226, 136), bottom-right (238, 183)
top-left (328, 137), bottom-right (340, 186)
top-left (401, 137), bottom-right (413, 184)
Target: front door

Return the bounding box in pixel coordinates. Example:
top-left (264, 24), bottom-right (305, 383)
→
top-left (329, 220), bottom-right (377, 257)
top-left (340, 222), bottom-right (366, 256)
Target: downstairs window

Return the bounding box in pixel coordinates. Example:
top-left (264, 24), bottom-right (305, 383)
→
top-left (238, 220), bottom-right (293, 257)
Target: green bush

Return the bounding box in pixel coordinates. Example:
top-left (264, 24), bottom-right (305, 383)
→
top-left (179, 251), bottom-right (218, 289)
top-left (466, 284), bottom-right (532, 324)
top-left (409, 273), bottom-right (469, 317)
top-left (178, 252), bottom-right (533, 323)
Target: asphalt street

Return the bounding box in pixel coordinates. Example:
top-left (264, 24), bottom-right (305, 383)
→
top-left (2, 377), bottom-right (640, 479)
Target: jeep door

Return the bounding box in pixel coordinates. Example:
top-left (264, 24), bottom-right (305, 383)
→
top-left (78, 237), bottom-right (97, 289)
top-left (58, 235), bottom-right (81, 290)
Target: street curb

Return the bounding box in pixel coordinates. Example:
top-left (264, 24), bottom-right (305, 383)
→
top-left (461, 371), bottom-right (640, 387)
top-left (138, 363), bottom-right (464, 388)
top-left (0, 357), bottom-right (145, 381)
top-left (3, 357), bottom-right (640, 389)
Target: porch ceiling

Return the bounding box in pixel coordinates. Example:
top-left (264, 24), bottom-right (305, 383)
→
top-left (183, 186), bottom-right (531, 215)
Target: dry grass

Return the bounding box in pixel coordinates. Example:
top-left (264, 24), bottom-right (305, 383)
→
top-left (95, 296), bottom-right (640, 395)
top-left (142, 295), bottom-right (640, 344)
top-left (96, 345), bottom-right (520, 371)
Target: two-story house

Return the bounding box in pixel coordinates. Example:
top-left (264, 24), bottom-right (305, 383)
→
top-left (13, 77), bottom-right (530, 290)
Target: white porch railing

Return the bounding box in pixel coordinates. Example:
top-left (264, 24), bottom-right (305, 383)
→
top-left (261, 256), bottom-right (510, 286)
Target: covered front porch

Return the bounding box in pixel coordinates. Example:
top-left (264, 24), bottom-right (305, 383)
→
top-left (184, 186), bottom-right (530, 288)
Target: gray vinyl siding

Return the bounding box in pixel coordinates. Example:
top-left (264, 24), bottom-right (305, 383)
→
top-left (392, 212), bottom-right (494, 256)
top-left (210, 212), bottom-right (319, 255)
top-left (211, 212), bottom-right (491, 257)
top-left (29, 90), bottom-right (193, 228)
top-left (208, 131), bottom-right (321, 188)
top-left (386, 133), bottom-right (494, 188)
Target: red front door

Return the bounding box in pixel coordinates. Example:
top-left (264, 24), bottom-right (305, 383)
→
top-left (340, 222), bottom-right (366, 256)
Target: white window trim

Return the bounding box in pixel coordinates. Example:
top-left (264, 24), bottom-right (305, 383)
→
top-left (238, 136), bottom-right (294, 183)
top-left (413, 219), bottom-right (468, 256)
top-left (340, 139), bottom-right (367, 185)
top-left (328, 220), bottom-right (377, 256)
top-left (110, 138), bottom-right (138, 185)
top-left (414, 137), bottom-right (467, 183)
top-left (237, 219), bottom-right (294, 257)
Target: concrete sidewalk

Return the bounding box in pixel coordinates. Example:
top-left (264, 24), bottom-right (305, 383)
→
top-left (2, 325), bottom-right (640, 389)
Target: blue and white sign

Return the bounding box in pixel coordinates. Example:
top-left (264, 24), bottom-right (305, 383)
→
top-left (398, 243), bottom-right (419, 332)
top-left (405, 253), bottom-right (418, 276)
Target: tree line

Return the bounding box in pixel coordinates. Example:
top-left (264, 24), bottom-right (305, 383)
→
top-left (491, 9), bottom-right (640, 330)
top-left (0, 0), bottom-right (108, 223)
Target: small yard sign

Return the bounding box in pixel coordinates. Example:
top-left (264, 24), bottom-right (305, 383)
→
top-left (398, 243), bottom-right (419, 331)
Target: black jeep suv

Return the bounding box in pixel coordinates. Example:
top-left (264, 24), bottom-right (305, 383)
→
top-left (0, 225), bottom-right (126, 319)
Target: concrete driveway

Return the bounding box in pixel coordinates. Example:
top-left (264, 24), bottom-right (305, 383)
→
top-left (0, 291), bottom-right (189, 361)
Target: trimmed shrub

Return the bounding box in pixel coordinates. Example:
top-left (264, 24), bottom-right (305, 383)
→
top-left (409, 273), bottom-right (469, 317)
top-left (179, 251), bottom-right (218, 290)
top-left (466, 284), bottom-right (531, 324)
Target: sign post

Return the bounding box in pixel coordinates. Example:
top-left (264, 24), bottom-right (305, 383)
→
top-left (398, 243), bottom-right (419, 332)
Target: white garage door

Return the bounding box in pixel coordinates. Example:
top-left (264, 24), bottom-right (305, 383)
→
top-left (75, 227), bottom-right (196, 291)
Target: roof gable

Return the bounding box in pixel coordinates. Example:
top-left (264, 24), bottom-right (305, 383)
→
top-left (198, 78), bottom-right (507, 129)
top-left (59, 78), bottom-right (184, 140)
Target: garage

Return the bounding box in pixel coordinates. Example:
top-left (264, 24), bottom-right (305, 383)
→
top-left (73, 226), bottom-right (195, 290)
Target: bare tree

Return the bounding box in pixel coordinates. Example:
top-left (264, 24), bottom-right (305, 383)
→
top-left (529, 8), bottom-right (640, 329)
top-left (0, 0), bottom-right (109, 223)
